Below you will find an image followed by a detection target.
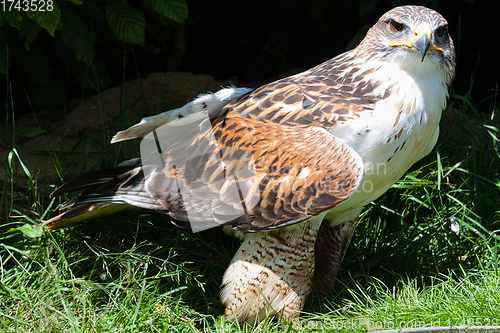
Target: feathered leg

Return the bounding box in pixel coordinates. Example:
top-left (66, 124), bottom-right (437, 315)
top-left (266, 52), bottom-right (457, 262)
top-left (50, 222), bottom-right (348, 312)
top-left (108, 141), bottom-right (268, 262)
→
top-left (313, 218), bottom-right (357, 292)
top-left (220, 214), bottom-right (325, 324)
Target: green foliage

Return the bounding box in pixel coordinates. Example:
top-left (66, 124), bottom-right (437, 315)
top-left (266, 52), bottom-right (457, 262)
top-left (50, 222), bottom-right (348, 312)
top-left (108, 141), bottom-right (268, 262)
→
top-left (1, 70), bottom-right (499, 329)
top-left (143, 0), bottom-right (189, 24)
top-left (0, 0), bottom-right (189, 75)
top-left (25, 1), bottom-right (62, 37)
top-left (61, 6), bottom-right (95, 64)
top-left (106, 0), bottom-right (146, 45)
top-left (0, 2), bottom-right (61, 40)
top-left (1, 8), bottom-right (24, 31)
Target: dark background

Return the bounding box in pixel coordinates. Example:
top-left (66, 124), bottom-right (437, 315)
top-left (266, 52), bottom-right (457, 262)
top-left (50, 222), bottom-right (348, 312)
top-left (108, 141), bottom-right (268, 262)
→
top-left (184, 0), bottom-right (498, 104)
top-left (1, 0), bottom-right (498, 115)
top-left (136, 0), bottom-right (498, 104)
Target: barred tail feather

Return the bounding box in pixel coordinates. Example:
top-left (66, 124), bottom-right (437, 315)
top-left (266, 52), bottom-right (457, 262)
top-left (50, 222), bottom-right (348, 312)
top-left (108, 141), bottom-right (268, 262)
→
top-left (43, 202), bottom-right (130, 230)
top-left (50, 158), bottom-right (142, 197)
top-left (44, 158), bottom-right (165, 230)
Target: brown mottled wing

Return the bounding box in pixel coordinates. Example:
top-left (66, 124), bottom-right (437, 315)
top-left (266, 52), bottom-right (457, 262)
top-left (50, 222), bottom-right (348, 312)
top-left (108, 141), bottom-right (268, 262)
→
top-left (144, 75), bottom-right (365, 232)
top-left (233, 58), bottom-right (380, 127)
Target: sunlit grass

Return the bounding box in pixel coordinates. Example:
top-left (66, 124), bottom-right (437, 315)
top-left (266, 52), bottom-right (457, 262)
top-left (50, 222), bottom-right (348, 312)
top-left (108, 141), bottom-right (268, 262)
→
top-left (1, 68), bottom-right (499, 331)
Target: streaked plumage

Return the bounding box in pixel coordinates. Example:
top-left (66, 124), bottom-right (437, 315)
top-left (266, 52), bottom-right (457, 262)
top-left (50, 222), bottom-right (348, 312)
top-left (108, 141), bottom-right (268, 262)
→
top-left (44, 6), bottom-right (455, 323)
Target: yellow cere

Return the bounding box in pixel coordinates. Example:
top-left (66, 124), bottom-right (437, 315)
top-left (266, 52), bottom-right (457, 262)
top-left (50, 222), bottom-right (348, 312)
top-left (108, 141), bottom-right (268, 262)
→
top-left (389, 23), bottom-right (444, 52)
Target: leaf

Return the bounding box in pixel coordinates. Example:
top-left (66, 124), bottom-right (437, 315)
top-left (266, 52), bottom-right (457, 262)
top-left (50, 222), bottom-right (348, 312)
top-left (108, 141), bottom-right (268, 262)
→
top-left (61, 6), bottom-right (95, 64)
top-left (8, 149), bottom-right (33, 183)
top-left (25, 1), bottom-right (61, 37)
top-left (0, 9), bottom-right (23, 30)
top-left (16, 223), bottom-right (43, 238)
top-left (106, 0), bottom-right (146, 45)
top-left (20, 15), bottom-right (42, 46)
top-left (143, 0), bottom-right (188, 23)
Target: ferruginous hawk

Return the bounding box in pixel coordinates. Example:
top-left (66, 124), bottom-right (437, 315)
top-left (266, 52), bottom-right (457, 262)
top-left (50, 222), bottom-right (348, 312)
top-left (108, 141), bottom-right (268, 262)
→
top-left (44, 5), bottom-right (455, 324)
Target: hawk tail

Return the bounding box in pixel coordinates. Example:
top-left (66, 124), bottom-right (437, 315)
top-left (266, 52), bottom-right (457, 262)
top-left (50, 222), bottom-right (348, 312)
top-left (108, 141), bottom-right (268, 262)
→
top-left (43, 158), bottom-right (163, 230)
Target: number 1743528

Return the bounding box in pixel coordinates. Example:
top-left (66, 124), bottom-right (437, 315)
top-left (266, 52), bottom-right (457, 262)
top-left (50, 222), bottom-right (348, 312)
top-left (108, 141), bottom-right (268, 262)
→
top-left (1, 0), bottom-right (54, 12)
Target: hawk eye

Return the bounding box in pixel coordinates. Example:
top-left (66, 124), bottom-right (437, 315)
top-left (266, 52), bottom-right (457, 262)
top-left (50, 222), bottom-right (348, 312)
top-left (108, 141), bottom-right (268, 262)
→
top-left (388, 19), bottom-right (404, 33)
top-left (435, 25), bottom-right (448, 39)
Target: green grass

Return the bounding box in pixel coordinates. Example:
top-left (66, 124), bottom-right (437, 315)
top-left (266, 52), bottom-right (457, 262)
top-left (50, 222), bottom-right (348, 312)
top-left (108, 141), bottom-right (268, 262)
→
top-left (1, 72), bottom-right (500, 332)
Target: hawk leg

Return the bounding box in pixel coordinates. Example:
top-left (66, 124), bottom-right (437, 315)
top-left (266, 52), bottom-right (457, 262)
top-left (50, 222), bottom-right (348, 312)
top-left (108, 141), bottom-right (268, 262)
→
top-left (220, 216), bottom-right (323, 324)
top-left (313, 218), bottom-right (357, 292)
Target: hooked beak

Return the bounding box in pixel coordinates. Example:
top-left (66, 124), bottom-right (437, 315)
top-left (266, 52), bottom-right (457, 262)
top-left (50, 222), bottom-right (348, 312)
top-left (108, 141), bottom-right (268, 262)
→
top-left (388, 23), bottom-right (443, 62)
top-left (414, 29), bottom-right (431, 62)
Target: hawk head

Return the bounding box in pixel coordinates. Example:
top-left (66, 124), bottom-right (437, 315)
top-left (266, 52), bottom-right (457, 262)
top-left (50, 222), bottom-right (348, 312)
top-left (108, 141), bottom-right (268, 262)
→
top-left (359, 5), bottom-right (455, 86)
